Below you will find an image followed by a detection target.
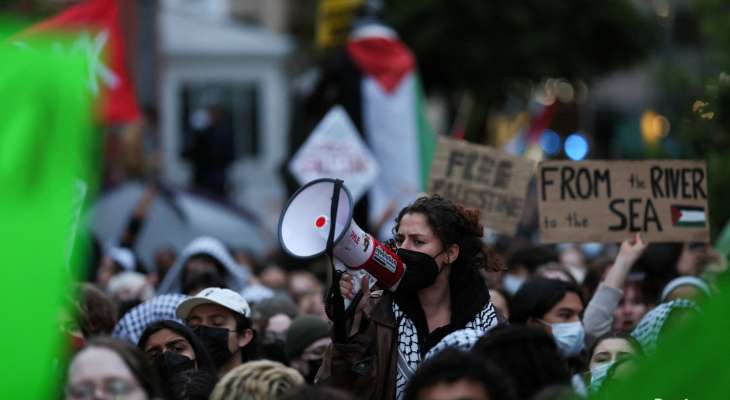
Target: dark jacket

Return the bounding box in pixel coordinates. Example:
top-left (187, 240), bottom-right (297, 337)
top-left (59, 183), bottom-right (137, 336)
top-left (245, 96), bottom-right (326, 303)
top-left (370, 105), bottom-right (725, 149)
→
top-left (317, 289), bottom-right (398, 400)
top-left (317, 263), bottom-right (496, 399)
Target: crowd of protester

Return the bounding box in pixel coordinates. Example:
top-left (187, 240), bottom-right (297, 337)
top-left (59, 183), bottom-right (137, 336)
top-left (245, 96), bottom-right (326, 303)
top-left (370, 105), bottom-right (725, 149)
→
top-left (64, 193), bottom-right (725, 400)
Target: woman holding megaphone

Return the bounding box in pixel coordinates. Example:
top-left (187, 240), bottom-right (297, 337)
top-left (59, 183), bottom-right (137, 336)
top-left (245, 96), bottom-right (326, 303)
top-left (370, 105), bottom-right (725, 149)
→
top-left (317, 195), bottom-right (503, 400)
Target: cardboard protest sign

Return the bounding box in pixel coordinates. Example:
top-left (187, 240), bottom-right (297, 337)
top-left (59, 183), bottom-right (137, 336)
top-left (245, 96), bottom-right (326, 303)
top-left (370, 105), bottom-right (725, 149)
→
top-left (427, 136), bottom-right (535, 235)
top-left (289, 105), bottom-right (379, 202)
top-left (537, 160), bottom-right (709, 243)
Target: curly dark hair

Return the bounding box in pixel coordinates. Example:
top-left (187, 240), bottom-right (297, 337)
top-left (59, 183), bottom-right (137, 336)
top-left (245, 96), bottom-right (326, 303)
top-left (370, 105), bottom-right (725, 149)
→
top-left (394, 195), bottom-right (486, 271)
top-left (393, 195), bottom-right (491, 327)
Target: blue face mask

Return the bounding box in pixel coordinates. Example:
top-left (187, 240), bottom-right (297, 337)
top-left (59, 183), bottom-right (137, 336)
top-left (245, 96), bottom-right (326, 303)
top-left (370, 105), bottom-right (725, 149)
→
top-left (547, 321), bottom-right (585, 357)
top-left (589, 361), bottom-right (614, 392)
top-left (502, 274), bottom-right (525, 295)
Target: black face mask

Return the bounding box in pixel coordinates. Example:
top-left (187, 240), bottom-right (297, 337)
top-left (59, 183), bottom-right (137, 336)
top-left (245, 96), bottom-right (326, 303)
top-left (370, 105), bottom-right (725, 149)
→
top-left (153, 351), bottom-right (195, 380)
top-left (193, 325), bottom-right (233, 367)
top-left (306, 358), bottom-right (323, 383)
top-left (396, 248), bottom-right (441, 292)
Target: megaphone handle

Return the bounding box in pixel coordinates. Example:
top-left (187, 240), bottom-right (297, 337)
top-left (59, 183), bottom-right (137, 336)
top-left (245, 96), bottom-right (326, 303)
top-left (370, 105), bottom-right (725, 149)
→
top-left (324, 179), bottom-right (344, 256)
top-left (325, 179), bottom-right (348, 343)
top-left (329, 264), bottom-right (348, 342)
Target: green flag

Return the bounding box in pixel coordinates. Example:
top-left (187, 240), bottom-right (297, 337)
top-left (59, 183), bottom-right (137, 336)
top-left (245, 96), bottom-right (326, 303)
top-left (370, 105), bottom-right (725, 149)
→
top-left (0, 27), bottom-right (95, 398)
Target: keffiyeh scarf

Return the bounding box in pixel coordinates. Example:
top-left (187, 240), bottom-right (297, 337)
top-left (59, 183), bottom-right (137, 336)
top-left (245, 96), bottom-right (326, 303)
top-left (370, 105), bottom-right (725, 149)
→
top-left (113, 294), bottom-right (186, 344)
top-left (393, 301), bottom-right (499, 399)
top-left (631, 298), bottom-right (698, 353)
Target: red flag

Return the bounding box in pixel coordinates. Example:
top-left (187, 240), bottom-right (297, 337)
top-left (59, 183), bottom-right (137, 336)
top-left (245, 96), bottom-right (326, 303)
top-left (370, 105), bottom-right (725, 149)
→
top-left (19, 0), bottom-right (140, 123)
top-left (347, 36), bottom-right (415, 94)
top-left (527, 102), bottom-right (557, 142)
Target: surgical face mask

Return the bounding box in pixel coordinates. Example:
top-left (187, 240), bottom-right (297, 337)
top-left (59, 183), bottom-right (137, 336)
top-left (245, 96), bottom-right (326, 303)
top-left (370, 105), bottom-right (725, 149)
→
top-left (396, 248), bottom-right (441, 292)
top-left (502, 274), bottom-right (525, 295)
top-left (192, 325), bottom-right (233, 367)
top-left (589, 361), bottom-right (614, 392)
top-left (548, 321), bottom-right (585, 357)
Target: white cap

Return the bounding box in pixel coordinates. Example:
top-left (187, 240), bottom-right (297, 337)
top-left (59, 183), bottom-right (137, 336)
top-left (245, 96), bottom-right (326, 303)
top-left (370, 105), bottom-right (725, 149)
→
top-left (176, 287), bottom-right (251, 320)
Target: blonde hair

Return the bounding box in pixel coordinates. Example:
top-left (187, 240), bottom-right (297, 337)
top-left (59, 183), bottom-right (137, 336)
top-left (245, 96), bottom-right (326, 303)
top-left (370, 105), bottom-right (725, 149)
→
top-left (210, 360), bottom-right (304, 400)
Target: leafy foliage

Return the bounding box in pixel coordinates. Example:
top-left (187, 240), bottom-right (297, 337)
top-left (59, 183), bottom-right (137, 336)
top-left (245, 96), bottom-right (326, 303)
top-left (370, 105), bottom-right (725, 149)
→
top-left (662, 0), bottom-right (730, 238)
top-left (386, 0), bottom-right (660, 139)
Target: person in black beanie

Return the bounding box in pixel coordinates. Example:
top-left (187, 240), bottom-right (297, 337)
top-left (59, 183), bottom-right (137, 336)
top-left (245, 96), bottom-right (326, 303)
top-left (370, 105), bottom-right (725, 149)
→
top-left (285, 315), bottom-right (331, 383)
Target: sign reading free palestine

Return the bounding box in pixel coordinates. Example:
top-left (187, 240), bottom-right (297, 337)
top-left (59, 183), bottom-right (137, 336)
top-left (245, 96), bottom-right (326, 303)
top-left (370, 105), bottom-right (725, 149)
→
top-left (427, 136), bottom-right (535, 236)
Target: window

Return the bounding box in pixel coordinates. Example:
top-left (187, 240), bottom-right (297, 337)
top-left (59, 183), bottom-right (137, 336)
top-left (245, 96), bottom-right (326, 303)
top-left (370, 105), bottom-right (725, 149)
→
top-left (180, 82), bottom-right (259, 160)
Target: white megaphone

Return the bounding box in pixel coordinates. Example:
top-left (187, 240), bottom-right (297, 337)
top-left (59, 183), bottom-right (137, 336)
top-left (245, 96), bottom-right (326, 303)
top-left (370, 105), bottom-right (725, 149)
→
top-left (278, 178), bottom-right (406, 293)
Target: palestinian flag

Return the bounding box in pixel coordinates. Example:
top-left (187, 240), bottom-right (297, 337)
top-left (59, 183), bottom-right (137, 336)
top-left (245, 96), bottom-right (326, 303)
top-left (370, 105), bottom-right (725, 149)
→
top-left (670, 205), bottom-right (706, 228)
top-left (347, 34), bottom-right (435, 238)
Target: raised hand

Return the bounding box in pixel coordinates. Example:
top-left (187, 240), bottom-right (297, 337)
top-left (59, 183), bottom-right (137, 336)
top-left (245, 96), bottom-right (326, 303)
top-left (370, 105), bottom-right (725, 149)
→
top-left (616, 233), bottom-right (648, 267)
top-left (605, 233), bottom-right (647, 289)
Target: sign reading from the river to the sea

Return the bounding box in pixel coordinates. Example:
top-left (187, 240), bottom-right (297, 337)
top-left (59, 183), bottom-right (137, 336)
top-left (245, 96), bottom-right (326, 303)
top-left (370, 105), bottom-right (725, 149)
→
top-left (428, 136), bottom-right (535, 236)
top-left (537, 160), bottom-right (709, 243)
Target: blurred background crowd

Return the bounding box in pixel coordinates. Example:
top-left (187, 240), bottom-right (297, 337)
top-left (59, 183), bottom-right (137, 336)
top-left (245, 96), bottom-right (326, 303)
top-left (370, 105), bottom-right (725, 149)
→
top-left (3, 0), bottom-right (730, 399)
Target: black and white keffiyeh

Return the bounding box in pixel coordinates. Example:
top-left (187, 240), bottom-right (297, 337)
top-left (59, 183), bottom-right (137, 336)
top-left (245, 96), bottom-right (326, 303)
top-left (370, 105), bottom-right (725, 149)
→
top-left (631, 298), bottom-right (698, 353)
top-left (393, 301), bottom-right (499, 400)
top-left (423, 328), bottom-right (485, 360)
top-left (113, 294), bottom-right (186, 344)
